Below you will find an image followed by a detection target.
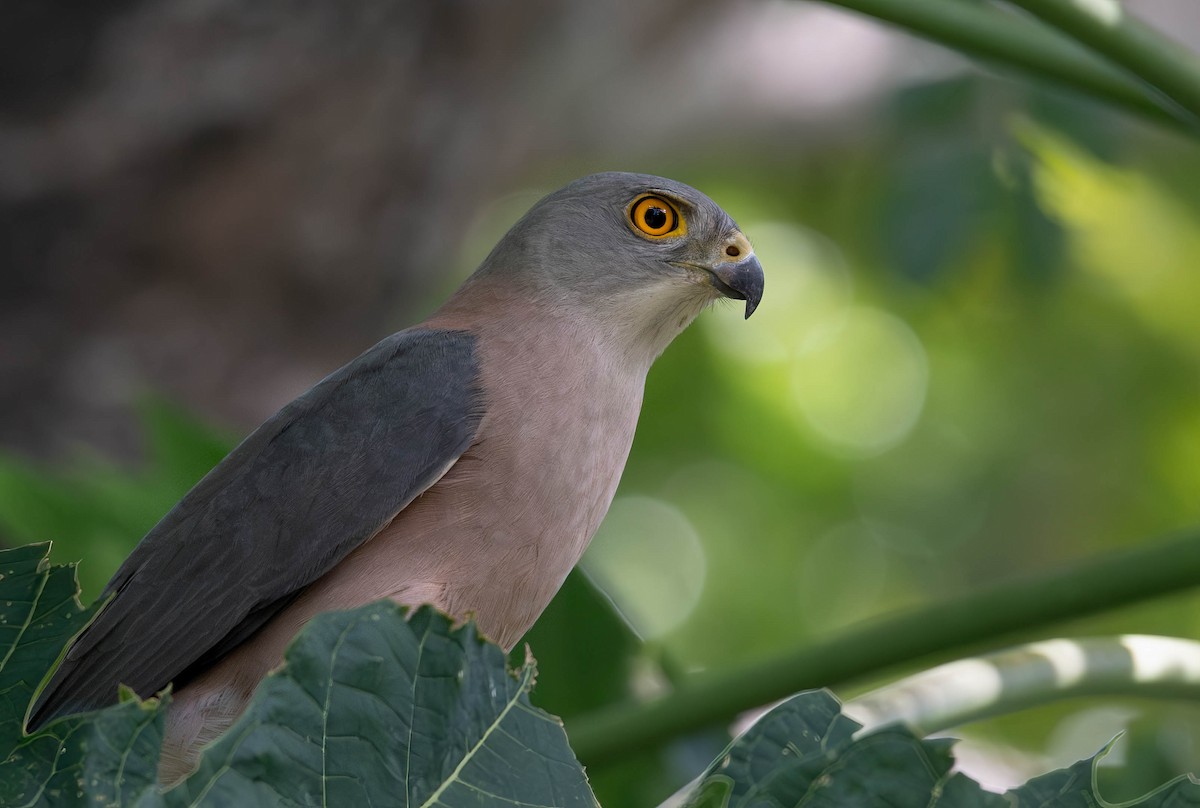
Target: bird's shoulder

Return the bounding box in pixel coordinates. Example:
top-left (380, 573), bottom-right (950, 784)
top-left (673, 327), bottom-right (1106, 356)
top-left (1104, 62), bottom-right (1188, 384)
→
top-left (27, 326), bottom-right (487, 728)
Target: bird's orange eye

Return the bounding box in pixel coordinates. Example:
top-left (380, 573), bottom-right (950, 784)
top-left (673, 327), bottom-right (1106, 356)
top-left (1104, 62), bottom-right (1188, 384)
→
top-left (629, 195), bottom-right (684, 238)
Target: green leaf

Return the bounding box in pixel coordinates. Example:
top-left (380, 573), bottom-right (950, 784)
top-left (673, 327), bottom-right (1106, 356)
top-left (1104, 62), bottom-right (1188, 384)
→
top-left (680, 690), bottom-right (856, 808)
top-left (1005, 739), bottom-right (1200, 807)
top-left (0, 544), bottom-right (595, 807)
top-left (0, 544), bottom-right (95, 751)
top-left (0, 696), bottom-right (167, 808)
top-left (1007, 754), bottom-right (1098, 807)
top-left (164, 603), bottom-right (597, 807)
top-left (681, 777), bottom-right (734, 808)
top-left (0, 543), bottom-right (167, 808)
top-left (680, 691), bottom-right (1200, 807)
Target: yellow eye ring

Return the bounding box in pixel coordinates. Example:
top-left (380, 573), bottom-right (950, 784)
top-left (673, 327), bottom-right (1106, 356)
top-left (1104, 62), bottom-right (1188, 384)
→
top-left (629, 195), bottom-right (685, 239)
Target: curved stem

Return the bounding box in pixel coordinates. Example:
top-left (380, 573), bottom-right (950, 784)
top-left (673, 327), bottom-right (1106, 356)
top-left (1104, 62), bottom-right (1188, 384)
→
top-left (844, 635), bottom-right (1200, 736)
top-left (1002, 0), bottom-right (1200, 124)
top-left (567, 527), bottom-right (1200, 766)
top-left (813, 0), bottom-right (1185, 129)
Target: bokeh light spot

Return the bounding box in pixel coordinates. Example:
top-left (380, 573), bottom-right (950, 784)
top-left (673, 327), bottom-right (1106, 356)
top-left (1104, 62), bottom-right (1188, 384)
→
top-left (582, 496), bottom-right (706, 641)
top-left (790, 306), bottom-right (929, 456)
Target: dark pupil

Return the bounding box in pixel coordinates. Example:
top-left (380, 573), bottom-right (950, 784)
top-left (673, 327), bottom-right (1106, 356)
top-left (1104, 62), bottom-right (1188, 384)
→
top-left (643, 206), bottom-right (669, 230)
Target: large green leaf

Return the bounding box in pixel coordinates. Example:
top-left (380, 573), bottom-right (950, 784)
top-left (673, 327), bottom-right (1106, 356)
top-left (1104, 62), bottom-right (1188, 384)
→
top-left (164, 603), bottom-right (597, 807)
top-left (0, 694), bottom-right (166, 808)
top-left (1007, 741), bottom-right (1200, 807)
top-left (0, 544), bottom-right (596, 807)
top-left (0, 543), bottom-right (166, 807)
top-left (679, 690), bottom-right (1200, 808)
top-left (0, 543), bottom-right (96, 750)
top-left (680, 690), bottom-right (1001, 808)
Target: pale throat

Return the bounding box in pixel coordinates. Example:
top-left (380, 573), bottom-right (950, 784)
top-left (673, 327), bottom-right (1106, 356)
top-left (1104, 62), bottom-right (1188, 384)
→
top-left (593, 278), bottom-right (719, 366)
top-left (433, 272), bottom-right (718, 371)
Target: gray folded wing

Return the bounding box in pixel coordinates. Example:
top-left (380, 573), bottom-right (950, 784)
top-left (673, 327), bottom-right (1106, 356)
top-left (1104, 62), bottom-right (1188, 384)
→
top-left (28, 327), bottom-right (483, 728)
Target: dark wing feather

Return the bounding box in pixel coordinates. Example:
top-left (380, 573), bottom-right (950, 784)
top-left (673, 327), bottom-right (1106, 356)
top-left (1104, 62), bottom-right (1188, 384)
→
top-left (28, 327), bottom-right (483, 728)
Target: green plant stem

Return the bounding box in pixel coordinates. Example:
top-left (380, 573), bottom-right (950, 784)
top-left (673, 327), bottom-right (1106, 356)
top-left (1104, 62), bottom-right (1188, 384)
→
top-left (1002, 0), bottom-right (1200, 123)
top-left (567, 528), bottom-right (1200, 767)
top-left (812, 0), bottom-right (1184, 129)
top-left (844, 635), bottom-right (1200, 736)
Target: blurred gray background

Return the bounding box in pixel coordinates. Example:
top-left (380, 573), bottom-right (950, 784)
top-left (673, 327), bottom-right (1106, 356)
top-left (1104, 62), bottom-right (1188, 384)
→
top-left (3, 0), bottom-right (1195, 460)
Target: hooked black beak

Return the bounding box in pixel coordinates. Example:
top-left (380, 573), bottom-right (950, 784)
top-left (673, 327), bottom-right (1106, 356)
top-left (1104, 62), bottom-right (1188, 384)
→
top-left (709, 254), bottom-right (765, 319)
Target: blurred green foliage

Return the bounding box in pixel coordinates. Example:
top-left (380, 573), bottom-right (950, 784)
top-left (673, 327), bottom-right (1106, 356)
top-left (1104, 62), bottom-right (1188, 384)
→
top-left (582, 80), bottom-right (1200, 796)
top-left (3, 73), bottom-right (1200, 804)
top-left (0, 397), bottom-right (234, 600)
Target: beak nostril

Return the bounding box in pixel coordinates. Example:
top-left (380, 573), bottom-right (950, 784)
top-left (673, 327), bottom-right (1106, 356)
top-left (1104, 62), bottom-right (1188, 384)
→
top-left (725, 245), bottom-right (741, 258)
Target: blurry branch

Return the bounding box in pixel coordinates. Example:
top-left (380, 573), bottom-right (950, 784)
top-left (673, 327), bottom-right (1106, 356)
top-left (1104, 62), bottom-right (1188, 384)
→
top-left (813, 0), bottom-right (1188, 131)
top-left (568, 527), bottom-right (1200, 766)
top-left (1002, 0), bottom-right (1200, 124)
top-left (844, 635), bottom-right (1200, 737)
